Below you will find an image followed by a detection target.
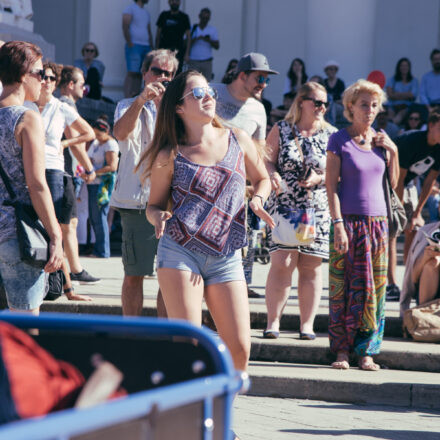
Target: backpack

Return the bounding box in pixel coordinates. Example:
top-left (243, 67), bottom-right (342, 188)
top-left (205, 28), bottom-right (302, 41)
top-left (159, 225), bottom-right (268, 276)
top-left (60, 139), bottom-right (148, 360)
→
top-left (403, 298), bottom-right (440, 342)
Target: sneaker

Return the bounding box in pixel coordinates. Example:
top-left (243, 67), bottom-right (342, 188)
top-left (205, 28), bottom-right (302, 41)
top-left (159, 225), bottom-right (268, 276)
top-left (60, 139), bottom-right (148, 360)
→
top-left (386, 284), bottom-right (400, 301)
top-left (247, 288), bottom-right (262, 298)
top-left (70, 269), bottom-right (101, 285)
top-left (144, 273), bottom-right (157, 280)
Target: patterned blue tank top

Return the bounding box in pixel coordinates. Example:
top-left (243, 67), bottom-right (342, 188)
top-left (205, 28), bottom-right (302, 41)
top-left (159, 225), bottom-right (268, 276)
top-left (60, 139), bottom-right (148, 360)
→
top-left (0, 106), bottom-right (32, 245)
top-left (165, 131), bottom-right (248, 256)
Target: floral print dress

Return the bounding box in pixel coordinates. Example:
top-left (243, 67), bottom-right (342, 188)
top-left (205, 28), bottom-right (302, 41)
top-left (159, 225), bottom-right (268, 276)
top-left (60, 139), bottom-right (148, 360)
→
top-left (267, 120), bottom-right (336, 258)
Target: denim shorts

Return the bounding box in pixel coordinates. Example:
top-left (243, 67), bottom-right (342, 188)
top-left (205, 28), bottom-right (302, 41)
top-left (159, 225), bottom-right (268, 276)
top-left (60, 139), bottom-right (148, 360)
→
top-left (0, 238), bottom-right (47, 310)
top-left (125, 44), bottom-right (151, 72)
top-left (157, 234), bottom-right (245, 286)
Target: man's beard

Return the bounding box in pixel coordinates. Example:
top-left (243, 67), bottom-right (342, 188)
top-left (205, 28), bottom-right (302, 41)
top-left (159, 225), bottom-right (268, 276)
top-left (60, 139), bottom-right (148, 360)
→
top-left (434, 63), bottom-right (440, 73)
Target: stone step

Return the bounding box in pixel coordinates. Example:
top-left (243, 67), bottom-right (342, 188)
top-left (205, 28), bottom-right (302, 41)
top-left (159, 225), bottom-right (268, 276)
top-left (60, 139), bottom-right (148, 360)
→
top-left (40, 299), bottom-right (405, 338)
top-left (250, 331), bottom-right (440, 373)
top-left (247, 361), bottom-right (440, 410)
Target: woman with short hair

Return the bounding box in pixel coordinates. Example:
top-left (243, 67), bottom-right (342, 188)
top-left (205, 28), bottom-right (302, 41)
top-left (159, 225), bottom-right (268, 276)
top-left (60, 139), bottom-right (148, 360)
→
top-left (326, 79), bottom-right (399, 370)
top-left (0, 41), bottom-right (63, 313)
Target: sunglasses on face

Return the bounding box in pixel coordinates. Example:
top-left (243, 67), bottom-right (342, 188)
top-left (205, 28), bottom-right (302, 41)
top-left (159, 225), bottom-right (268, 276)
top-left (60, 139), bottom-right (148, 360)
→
top-left (43, 74), bottom-right (57, 82)
top-left (256, 75), bottom-right (270, 85)
top-left (150, 66), bottom-right (173, 78)
top-left (303, 97), bottom-right (329, 109)
top-left (29, 69), bottom-right (45, 80)
top-left (84, 48), bottom-right (95, 53)
top-left (181, 86), bottom-right (218, 101)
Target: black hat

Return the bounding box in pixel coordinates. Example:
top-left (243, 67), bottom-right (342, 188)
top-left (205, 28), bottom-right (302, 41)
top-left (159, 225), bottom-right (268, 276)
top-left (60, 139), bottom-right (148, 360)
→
top-left (236, 52), bottom-right (279, 75)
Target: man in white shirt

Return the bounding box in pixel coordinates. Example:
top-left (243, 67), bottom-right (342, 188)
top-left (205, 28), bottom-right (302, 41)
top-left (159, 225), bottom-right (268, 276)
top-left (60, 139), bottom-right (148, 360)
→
top-left (112, 49), bottom-right (178, 316)
top-left (187, 8), bottom-right (219, 81)
top-left (122, 0), bottom-right (154, 98)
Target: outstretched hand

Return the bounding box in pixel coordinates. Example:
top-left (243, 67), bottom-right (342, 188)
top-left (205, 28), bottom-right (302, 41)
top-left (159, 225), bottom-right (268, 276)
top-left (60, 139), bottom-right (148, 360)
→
top-left (249, 197), bottom-right (275, 229)
top-left (151, 210), bottom-right (172, 238)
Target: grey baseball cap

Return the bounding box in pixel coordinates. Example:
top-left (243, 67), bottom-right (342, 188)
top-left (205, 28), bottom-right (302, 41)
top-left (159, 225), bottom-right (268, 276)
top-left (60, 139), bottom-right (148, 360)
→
top-left (236, 52), bottom-right (279, 75)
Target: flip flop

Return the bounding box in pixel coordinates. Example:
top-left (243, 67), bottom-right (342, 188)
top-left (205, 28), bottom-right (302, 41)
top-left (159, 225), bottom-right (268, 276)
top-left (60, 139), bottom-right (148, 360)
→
top-left (263, 329), bottom-right (279, 339)
top-left (331, 352), bottom-right (350, 370)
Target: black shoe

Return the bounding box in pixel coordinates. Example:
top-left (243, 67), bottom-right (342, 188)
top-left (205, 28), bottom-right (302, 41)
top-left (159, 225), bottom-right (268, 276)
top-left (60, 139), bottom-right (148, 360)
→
top-left (386, 284), bottom-right (400, 301)
top-left (70, 269), bottom-right (101, 285)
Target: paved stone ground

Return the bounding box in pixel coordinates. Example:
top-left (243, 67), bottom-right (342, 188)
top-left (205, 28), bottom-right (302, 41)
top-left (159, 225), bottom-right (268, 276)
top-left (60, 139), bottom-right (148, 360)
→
top-left (233, 395), bottom-right (440, 440)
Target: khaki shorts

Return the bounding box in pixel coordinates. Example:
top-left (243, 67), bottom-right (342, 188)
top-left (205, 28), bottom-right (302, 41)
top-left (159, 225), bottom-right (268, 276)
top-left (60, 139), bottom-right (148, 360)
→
top-left (117, 208), bottom-right (158, 277)
top-left (403, 185), bottom-right (418, 222)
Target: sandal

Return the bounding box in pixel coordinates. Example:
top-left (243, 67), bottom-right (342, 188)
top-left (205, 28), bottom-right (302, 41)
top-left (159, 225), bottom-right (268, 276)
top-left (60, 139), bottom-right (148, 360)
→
top-left (359, 356), bottom-right (380, 371)
top-left (331, 352), bottom-right (350, 370)
top-left (263, 329), bottom-right (279, 339)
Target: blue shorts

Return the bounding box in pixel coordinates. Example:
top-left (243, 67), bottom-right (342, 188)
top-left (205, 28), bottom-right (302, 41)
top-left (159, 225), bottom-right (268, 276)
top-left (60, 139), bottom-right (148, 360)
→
top-left (125, 44), bottom-right (151, 73)
top-left (0, 238), bottom-right (48, 310)
top-left (157, 234), bottom-right (245, 286)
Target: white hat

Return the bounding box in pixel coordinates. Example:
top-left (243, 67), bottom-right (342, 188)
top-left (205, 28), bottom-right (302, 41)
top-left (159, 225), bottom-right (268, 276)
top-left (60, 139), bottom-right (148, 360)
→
top-left (324, 60), bottom-right (339, 70)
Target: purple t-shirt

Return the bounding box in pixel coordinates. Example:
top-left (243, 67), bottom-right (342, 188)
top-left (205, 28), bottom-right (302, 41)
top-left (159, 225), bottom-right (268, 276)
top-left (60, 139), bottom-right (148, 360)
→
top-left (327, 129), bottom-right (387, 216)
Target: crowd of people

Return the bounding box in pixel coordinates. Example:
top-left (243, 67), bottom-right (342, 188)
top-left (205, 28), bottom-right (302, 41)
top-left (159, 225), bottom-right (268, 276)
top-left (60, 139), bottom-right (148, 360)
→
top-left (2, 2), bottom-right (440, 409)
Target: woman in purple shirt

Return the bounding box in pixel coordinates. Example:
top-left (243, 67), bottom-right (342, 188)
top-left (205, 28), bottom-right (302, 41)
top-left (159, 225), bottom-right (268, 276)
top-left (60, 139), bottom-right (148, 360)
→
top-left (326, 80), bottom-right (399, 371)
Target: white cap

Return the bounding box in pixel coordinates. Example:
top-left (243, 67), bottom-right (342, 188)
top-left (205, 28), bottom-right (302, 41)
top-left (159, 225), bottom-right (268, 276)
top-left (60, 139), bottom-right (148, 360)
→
top-left (324, 60), bottom-right (339, 70)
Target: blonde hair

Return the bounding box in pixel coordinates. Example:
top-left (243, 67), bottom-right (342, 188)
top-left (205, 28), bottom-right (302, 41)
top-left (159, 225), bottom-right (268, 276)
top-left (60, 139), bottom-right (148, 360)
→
top-left (284, 81), bottom-right (332, 129)
top-left (342, 79), bottom-right (387, 122)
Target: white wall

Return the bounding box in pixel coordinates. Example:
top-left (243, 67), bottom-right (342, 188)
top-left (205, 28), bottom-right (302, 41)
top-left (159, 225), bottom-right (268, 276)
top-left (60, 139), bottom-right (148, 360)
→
top-left (33, 0), bottom-right (440, 106)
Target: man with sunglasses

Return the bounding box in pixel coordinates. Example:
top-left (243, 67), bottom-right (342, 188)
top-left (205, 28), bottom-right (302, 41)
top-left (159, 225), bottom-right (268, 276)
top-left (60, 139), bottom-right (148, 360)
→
top-left (111, 49), bottom-right (178, 317)
top-left (213, 52), bottom-right (279, 298)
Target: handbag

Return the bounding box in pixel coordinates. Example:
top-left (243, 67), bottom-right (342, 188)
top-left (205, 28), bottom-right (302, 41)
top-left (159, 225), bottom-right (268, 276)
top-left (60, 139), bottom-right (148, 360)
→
top-left (381, 149), bottom-right (407, 237)
top-left (44, 270), bottom-right (65, 301)
top-left (272, 132), bottom-right (316, 247)
top-left (0, 160), bottom-right (50, 269)
top-left (403, 298), bottom-right (440, 342)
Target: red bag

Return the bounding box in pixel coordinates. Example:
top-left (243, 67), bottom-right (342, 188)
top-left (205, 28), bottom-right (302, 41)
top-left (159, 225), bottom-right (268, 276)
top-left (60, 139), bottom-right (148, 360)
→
top-left (0, 322), bottom-right (85, 422)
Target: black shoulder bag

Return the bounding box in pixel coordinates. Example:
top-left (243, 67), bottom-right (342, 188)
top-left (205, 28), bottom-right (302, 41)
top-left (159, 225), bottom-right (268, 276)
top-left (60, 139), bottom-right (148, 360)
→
top-left (0, 160), bottom-right (50, 268)
top-left (381, 149), bottom-right (407, 237)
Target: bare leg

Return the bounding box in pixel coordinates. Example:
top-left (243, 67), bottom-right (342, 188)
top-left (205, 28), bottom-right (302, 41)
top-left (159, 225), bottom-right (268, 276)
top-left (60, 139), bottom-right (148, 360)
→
top-left (205, 281), bottom-right (251, 371)
top-left (403, 229), bottom-right (416, 264)
top-left (61, 218), bottom-right (83, 274)
top-left (264, 250), bottom-right (297, 332)
top-left (157, 268), bottom-right (204, 326)
top-left (122, 275), bottom-right (144, 316)
top-left (297, 253), bottom-right (322, 334)
top-left (388, 235), bottom-right (398, 285)
top-left (156, 288), bottom-right (167, 318)
top-left (418, 257), bottom-right (440, 305)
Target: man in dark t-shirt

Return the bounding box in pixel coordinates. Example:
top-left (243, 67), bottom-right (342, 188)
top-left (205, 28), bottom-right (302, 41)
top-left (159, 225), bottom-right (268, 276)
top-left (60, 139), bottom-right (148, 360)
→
top-left (388, 110), bottom-right (440, 301)
top-left (155, 0), bottom-right (190, 72)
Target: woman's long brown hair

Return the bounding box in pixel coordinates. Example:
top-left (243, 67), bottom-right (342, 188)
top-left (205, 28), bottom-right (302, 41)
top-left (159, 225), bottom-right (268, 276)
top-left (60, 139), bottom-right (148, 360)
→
top-left (135, 70), bottom-right (223, 184)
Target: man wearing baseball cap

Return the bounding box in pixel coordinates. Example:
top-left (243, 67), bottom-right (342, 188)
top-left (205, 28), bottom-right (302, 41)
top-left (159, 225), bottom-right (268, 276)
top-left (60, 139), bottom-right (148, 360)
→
top-left (212, 52), bottom-right (278, 298)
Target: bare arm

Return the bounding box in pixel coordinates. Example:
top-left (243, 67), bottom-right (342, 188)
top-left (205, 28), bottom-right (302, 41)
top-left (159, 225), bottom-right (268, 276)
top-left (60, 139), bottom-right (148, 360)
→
top-left (122, 14), bottom-right (133, 46)
top-left (396, 168), bottom-right (407, 201)
top-left (95, 151), bottom-right (118, 175)
top-left (264, 124), bottom-right (282, 192)
top-left (145, 150), bottom-right (174, 238)
top-left (64, 124), bottom-right (96, 182)
top-left (62, 117), bottom-right (95, 149)
top-left (235, 128), bottom-right (274, 228)
top-left (16, 111), bottom-right (63, 273)
top-left (409, 169), bottom-right (440, 231)
top-left (113, 81), bottom-right (165, 141)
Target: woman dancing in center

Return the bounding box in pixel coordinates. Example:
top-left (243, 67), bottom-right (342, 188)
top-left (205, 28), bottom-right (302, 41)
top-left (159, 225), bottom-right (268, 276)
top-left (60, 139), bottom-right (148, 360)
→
top-left (137, 70), bottom-right (274, 371)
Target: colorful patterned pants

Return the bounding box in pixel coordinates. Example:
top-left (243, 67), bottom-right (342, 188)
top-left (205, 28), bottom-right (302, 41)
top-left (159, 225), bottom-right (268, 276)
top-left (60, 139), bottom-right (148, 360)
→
top-left (328, 216), bottom-right (388, 356)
